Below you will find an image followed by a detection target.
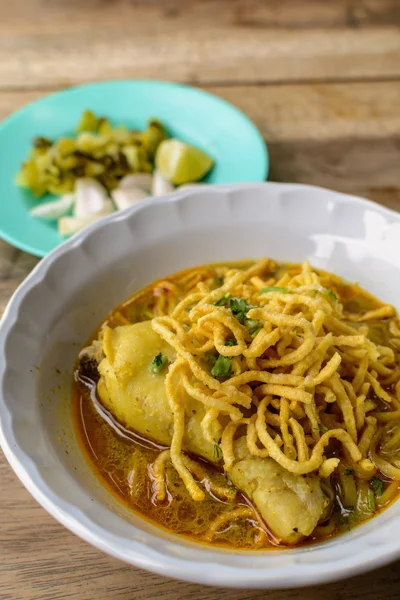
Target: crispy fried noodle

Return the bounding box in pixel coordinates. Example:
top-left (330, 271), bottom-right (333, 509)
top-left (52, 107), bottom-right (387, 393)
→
top-left (150, 260), bottom-right (399, 500)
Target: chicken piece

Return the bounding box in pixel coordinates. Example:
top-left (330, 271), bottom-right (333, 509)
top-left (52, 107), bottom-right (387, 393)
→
top-left (86, 321), bottom-right (328, 543)
top-left (96, 321), bottom-right (220, 463)
top-left (230, 458), bottom-right (328, 544)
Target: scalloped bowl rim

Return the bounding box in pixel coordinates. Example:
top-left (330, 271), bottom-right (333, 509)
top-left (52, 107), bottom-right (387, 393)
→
top-left (1, 182), bottom-right (400, 588)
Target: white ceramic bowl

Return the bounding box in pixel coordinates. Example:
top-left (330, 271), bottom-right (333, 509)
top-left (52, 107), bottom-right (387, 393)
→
top-left (1, 182), bottom-right (400, 589)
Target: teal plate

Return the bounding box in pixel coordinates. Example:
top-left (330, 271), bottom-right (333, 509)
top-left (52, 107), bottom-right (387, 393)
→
top-left (0, 80), bottom-right (268, 257)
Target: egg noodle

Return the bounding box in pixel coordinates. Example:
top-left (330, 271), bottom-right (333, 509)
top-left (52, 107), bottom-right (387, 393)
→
top-left (149, 259), bottom-right (400, 504)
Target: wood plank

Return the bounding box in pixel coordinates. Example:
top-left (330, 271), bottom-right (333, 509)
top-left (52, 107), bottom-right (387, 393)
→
top-left (2, 81), bottom-right (399, 142)
top-left (3, 0), bottom-right (400, 31)
top-left (1, 82), bottom-right (399, 210)
top-left (0, 1), bottom-right (399, 88)
top-left (208, 82), bottom-right (400, 142)
top-left (207, 83), bottom-right (400, 208)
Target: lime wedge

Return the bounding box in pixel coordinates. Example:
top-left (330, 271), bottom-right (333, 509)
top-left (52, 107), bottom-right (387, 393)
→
top-left (155, 139), bottom-right (213, 185)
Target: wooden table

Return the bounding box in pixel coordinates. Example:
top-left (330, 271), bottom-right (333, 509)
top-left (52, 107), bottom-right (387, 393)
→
top-left (1, 1), bottom-right (400, 598)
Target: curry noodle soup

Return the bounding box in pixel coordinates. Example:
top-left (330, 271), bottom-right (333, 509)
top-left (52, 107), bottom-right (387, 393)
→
top-left (73, 259), bottom-right (400, 549)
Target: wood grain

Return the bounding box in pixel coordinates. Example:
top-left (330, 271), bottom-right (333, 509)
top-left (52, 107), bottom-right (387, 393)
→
top-left (0, 241), bottom-right (38, 315)
top-left (4, 0), bottom-right (400, 29)
top-left (0, 0), bottom-right (399, 88)
top-left (1, 0), bottom-right (400, 598)
top-left (2, 81), bottom-right (400, 141)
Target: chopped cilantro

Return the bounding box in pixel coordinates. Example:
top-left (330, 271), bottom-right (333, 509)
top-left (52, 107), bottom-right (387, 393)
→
top-left (244, 318), bottom-right (261, 337)
top-left (367, 489), bottom-right (376, 512)
top-left (229, 297), bottom-right (256, 325)
top-left (213, 444), bottom-right (222, 459)
top-left (314, 423), bottom-right (329, 433)
top-left (260, 286), bottom-right (293, 294)
top-left (250, 326), bottom-right (263, 339)
top-left (150, 352), bottom-right (168, 374)
top-left (214, 293), bottom-right (232, 306)
top-left (229, 298), bottom-right (248, 323)
top-left (312, 289), bottom-right (338, 302)
top-left (225, 339), bottom-right (237, 346)
top-left (324, 289), bottom-right (337, 301)
top-left (327, 290), bottom-right (337, 301)
top-left (344, 468), bottom-right (355, 476)
top-left (370, 477), bottom-right (384, 497)
top-left (211, 354), bottom-right (233, 378)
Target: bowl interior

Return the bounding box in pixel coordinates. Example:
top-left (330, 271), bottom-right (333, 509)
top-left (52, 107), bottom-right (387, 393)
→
top-left (2, 183), bottom-right (400, 587)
